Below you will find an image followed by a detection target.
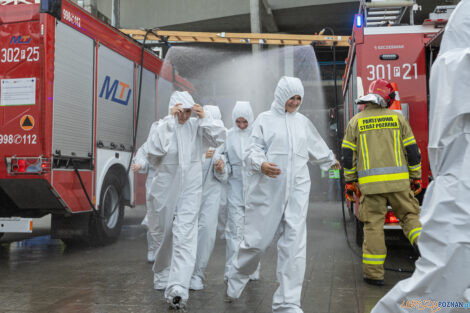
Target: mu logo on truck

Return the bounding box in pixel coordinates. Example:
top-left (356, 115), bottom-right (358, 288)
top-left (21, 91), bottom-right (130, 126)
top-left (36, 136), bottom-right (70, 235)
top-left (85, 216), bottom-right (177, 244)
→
top-left (99, 76), bottom-right (132, 106)
top-left (10, 35), bottom-right (31, 45)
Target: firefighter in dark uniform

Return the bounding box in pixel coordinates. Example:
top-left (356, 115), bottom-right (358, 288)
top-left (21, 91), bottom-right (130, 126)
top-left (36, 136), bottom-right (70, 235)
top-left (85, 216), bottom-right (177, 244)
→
top-left (342, 79), bottom-right (422, 286)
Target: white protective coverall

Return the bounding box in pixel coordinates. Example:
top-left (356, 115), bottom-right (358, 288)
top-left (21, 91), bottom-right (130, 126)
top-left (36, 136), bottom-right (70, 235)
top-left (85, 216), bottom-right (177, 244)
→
top-left (227, 77), bottom-right (336, 313)
top-left (147, 91), bottom-right (226, 303)
top-left (223, 101), bottom-right (260, 281)
top-left (371, 2), bottom-right (470, 312)
top-left (133, 121), bottom-right (158, 262)
top-left (190, 105), bottom-right (228, 290)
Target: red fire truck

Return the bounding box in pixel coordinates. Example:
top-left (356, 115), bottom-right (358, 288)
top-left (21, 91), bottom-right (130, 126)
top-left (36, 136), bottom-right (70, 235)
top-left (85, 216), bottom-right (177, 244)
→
top-left (342, 1), bottom-right (451, 245)
top-left (0, 0), bottom-right (193, 244)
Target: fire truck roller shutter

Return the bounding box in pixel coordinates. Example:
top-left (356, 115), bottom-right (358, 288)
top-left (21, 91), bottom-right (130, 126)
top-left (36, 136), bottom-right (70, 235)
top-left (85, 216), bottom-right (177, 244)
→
top-left (135, 67), bottom-right (156, 148)
top-left (97, 45), bottom-right (134, 150)
top-left (52, 22), bottom-right (94, 158)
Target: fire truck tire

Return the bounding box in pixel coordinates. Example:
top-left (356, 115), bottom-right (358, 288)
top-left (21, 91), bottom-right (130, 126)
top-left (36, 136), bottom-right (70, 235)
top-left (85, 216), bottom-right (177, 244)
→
top-left (91, 172), bottom-right (124, 245)
top-left (355, 216), bottom-right (364, 247)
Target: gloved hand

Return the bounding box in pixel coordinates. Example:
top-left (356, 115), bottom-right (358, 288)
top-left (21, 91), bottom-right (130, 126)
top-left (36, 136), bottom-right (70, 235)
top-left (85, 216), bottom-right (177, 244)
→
top-left (410, 179), bottom-right (422, 195)
top-left (345, 182), bottom-right (361, 202)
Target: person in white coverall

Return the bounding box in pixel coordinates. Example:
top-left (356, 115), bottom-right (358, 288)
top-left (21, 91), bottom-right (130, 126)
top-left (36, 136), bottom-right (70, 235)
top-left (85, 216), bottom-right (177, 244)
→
top-left (190, 105), bottom-right (228, 291)
top-left (222, 101), bottom-right (260, 282)
top-left (131, 121), bottom-right (158, 263)
top-left (227, 77), bottom-right (340, 313)
top-left (372, 2), bottom-right (470, 312)
top-left (147, 91), bottom-right (226, 309)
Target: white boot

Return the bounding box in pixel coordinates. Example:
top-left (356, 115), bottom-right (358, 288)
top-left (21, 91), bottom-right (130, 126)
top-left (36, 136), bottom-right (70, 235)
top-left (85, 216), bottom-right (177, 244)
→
top-left (189, 275), bottom-right (204, 291)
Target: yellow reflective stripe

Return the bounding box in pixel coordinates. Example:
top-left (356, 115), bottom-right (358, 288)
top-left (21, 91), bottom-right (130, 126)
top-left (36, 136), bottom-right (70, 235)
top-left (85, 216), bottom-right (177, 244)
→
top-left (394, 130), bottom-right (399, 166)
top-left (342, 140), bottom-right (357, 148)
top-left (403, 139), bottom-right (417, 147)
top-left (361, 133), bottom-right (369, 170)
top-left (403, 136), bottom-right (414, 142)
top-left (363, 254), bottom-right (386, 265)
top-left (397, 130), bottom-right (402, 166)
top-left (363, 260), bottom-right (385, 265)
top-left (410, 232), bottom-right (420, 245)
top-left (403, 136), bottom-right (417, 147)
top-left (363, 254), bottom-right (386, 258)
top-left (408, 227), bottom-right (422, 242)
top-left (358, 172), bottom-right (409, 184)
top-left (344, 168), bottom-right (357, 174)
top-left (342, 141), bottom-right (357, 151)
top-left (409, 164), bottom-right (421, 171)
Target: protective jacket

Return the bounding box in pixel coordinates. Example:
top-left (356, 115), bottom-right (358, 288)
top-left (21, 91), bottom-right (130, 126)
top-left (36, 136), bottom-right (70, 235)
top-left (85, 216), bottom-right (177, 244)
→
top-left (372, 1), bottom-right (470, 311)
top-left (227, 77), bottom-right (335, 313)
top-left (147, 91), bottom-right (226, 302)
top-left (342, 103), bottom-right (421, 195)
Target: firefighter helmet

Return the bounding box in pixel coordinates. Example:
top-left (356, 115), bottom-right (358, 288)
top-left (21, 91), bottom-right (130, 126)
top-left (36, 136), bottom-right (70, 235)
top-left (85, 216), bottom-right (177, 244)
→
top-left (368, 79), bottom-right (396, 107)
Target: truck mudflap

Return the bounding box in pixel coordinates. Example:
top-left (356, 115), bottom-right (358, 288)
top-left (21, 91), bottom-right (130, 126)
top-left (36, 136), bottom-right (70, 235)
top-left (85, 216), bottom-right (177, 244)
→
top-left (0, 179), bottom-right (65, 217)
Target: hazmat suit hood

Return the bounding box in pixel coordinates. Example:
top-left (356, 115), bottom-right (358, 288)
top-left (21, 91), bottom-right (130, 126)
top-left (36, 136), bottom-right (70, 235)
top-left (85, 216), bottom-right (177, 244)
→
top-left (271, 76), bottom-right (304, 115)
top-left (168, 91), bottom-right (194, 114)
top-left (439, 0), bottom-right (470, 55)
top-left (232, 101), bottom-right (254, 131)
top-left (204, 105), bottom-right (222, 121)
top-left (428, 0), bottom-right (470, 176)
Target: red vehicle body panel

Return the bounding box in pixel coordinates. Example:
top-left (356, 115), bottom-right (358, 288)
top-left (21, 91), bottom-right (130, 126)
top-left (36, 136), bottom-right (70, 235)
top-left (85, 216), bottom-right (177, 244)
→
top-left (0, 1), bottom-right (193, 216)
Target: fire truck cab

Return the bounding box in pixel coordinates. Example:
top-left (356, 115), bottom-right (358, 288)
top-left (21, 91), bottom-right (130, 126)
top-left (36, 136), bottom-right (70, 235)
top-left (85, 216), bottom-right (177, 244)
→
top-left (0, 0), bottom-right (192, 244)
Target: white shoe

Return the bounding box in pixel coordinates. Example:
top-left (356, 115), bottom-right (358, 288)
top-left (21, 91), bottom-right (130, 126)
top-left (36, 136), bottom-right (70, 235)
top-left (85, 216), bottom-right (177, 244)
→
top-left (147, 251), bottom-right (155, 263)
top-left (189, 275), bottom-right (204, 290)
top-left (166, 286), bottom-right (187, 310)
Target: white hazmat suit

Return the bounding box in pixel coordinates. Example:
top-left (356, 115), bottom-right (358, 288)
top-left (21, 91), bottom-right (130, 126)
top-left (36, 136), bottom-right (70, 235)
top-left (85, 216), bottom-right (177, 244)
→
top-left (372, 2), bottom-right (470, 312)
top-left (222, 101), bottom-right (260, 281)
top-left (190, 105), bottom-right (228, 290)
top-left (147, 91), bottom-right (226, 305)
top-left (133, 121), bottom-right (158, 262)
top-left (227, 77), bottom-right (336, 313)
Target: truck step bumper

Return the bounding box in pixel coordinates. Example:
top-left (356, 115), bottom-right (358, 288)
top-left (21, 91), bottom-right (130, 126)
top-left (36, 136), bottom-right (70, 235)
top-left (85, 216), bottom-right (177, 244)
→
top-left (0, 217), bottom-right (33, 233)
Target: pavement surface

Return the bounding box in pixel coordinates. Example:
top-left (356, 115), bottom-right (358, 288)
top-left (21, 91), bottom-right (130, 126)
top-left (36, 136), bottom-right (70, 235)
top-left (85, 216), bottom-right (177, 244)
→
top-left (0, 201), bottom-right (420, 313)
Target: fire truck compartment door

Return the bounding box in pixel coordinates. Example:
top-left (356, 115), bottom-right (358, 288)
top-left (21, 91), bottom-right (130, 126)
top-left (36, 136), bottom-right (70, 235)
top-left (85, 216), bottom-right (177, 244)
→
top-left (97, 45), bottom-right (134, 149)
top-left (135, 66), bottom-right (156, 148)
top-left (52, 21), bottom-right (94, 158)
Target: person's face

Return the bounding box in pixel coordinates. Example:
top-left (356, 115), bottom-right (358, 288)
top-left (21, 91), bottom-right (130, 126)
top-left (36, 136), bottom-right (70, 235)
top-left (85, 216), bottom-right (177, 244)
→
top-left (177, 108), bottom-right (192, 124)
top-left (235, 117), bottom-right (248, 130)
top-left (285, 95), bottom-right (302, 113)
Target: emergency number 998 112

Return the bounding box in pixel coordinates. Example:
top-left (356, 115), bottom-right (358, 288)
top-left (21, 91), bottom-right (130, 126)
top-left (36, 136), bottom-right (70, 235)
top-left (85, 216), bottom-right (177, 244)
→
top-left (0, 134), bottom-right (37, 145)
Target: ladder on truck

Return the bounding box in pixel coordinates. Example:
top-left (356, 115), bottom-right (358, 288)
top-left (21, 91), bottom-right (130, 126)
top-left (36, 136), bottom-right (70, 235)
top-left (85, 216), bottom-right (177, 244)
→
top-left (360, 0), bottom-right (417, 27)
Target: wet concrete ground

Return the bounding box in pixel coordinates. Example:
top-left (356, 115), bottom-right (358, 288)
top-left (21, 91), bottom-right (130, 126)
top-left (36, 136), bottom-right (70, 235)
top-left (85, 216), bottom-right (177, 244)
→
top-left (0, 201), bottom-right (419, 313)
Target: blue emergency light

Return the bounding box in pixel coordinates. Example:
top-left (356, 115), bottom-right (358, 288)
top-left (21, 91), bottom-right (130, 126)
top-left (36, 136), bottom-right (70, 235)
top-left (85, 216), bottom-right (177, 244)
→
top-left (356, 15), bottom-right (363, 28)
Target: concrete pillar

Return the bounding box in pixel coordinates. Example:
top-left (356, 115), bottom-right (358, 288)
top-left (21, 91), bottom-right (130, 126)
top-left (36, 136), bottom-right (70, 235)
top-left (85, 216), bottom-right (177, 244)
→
top-left (250, 0), bottom-right (261, 54)
top-left (112, 0), bottom-right (120, 28)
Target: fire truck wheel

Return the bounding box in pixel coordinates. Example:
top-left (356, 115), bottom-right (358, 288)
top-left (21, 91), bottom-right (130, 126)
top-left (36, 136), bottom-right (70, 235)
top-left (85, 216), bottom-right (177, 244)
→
top-left (355, 216), bottom-right (364, 247)
top-left (91, 172), bottom-right (124, 245)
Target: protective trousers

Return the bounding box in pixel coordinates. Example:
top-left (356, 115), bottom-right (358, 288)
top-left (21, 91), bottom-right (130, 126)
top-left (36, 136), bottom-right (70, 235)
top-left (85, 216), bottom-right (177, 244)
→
top-left (151, 165), bottom-right (202, 301)
top-left (225, 166), bottom-right (260, 280)
top-left (228, 200), bottom-right (307, 313)
top-left (193, 183), bottom-right (222, 281)
top-left (359, 189), bottom-right (421, 280)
